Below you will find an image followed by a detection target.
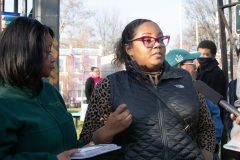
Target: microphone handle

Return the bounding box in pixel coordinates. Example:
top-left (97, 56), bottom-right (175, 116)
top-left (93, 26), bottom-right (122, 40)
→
top-left (219, 100), bottom-right (240, 117)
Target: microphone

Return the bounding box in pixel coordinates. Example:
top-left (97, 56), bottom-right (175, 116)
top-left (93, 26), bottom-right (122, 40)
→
top-left (193, 80), bottom-right (240, 117)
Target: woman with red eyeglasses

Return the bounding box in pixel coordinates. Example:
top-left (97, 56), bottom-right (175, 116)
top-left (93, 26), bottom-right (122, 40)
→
top-left (80, 19), bottom-right (215, 160)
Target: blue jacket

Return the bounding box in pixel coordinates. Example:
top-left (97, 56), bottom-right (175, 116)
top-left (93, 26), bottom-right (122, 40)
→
top-left (205, 98), bottom-right (224, 144)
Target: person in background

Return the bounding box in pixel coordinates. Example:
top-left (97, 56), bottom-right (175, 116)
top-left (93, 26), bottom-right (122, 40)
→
top-left (80, 19), bottom-right (215, 160)
top-left (227, 55), bottom-right (240, 160)
top-left (195, 40), bottom-right (228, 159)
top-left (85, 66), bottom-right (102, 103)
top-left (166, 48), bottom-right (224, 160)
top-left (229, 107), bottom-right (240, 160)
top-left (230, 55), bottom-right (240, 139)
top-left (228, 78), bottom-right (237, 137)
top-left (165, 48), bottom-right (200, 79)
top-left (196, 40), bottom-right (227, 98)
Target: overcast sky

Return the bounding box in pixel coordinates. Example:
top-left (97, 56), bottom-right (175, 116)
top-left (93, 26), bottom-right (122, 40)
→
top-left (4, 0), bottom-right (183, 49)
top-left (86, 0), bottom-right (183, 48)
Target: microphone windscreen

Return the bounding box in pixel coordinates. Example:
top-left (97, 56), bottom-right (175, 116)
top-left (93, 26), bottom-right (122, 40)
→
top-left (193, 80), bottom-right (224, 105)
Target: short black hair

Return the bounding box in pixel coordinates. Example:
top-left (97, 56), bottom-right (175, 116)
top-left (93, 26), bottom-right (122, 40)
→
top-left (91, 67), bottom-right (98, 71)
top-left (197, 40), bottom-right (217, 56)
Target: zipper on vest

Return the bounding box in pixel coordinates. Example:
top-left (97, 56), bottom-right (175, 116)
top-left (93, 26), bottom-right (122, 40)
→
top-left (157, 97), bottom-right (169, 160)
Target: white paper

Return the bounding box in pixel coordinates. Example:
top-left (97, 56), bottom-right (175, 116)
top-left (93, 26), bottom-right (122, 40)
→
top-left (223, 138), bottom-right (240, 152)
top-left (70, 144), bottom-right (121, 159)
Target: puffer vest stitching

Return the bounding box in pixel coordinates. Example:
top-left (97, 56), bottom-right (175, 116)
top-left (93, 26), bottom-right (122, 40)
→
top-left (107, 64), bottom-right (204, 160)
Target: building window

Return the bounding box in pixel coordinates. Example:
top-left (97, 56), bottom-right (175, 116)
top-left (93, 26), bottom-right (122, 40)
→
top-left (89, 56), bottom-right (97, 67)
top-left (59, 57), bottom-right (66, 72)
top-left (74, 56), bottom-right (82, 72)
top-left (77, 82), bottom-right (82, 98)
top-left (59, 81), bottom-right (63, 96)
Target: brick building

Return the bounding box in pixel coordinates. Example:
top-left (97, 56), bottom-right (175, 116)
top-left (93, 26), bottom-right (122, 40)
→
top-left (59, 47), bottom-right (102, 107)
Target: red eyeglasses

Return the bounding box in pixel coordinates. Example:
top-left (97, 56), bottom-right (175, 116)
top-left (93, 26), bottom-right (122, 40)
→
top-left (129, 35), bottom-right (170, 48)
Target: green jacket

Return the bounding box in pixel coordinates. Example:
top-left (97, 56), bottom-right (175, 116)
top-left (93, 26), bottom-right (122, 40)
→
top-left (0, 81), bottom-right (83, 160)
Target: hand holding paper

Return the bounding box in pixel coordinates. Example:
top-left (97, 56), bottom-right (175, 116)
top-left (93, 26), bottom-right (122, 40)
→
top-left (70, 144), bottom-right (121, 159)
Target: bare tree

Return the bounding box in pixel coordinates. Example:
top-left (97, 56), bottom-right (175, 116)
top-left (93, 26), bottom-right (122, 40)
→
top-left (93, 9), bottom-right (125, 55)
top-left (172, 0), bottom-right (218, 50)
top-left (60, 0), bottom-right (94, 48)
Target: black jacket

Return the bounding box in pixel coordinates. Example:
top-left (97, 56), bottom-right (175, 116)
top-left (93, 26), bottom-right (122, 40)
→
top-left (225, 79), bottom-right (237, 136)
top-left (107, 61), bottom-right (205, 160)
top-left (85, 77), bottom-right (94, 103)
top-left (229, 79), bottom-right (237, 106)
top-left (196, 59), bottom-right (227, 99)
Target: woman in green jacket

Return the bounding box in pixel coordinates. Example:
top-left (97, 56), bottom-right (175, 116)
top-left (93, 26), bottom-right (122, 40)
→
top-left (0, 17), bottom-right (83, 160)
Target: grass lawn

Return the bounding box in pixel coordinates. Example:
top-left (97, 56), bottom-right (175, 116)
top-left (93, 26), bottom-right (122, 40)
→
top-left (75, 120), bottom-right (83, 139)
top-left (68, 108), bottom-right (80, 113)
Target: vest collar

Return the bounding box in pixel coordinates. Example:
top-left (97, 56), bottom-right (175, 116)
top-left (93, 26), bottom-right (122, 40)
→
top-left (125, 60), bottom-right (183, 81)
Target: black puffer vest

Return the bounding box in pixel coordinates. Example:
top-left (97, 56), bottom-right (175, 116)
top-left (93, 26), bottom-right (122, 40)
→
top-left (107, 61), bottom-right (204, 160)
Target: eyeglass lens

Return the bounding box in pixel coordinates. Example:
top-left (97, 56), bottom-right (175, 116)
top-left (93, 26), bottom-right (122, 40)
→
top-left (143, 37), bottom-right (169, 48)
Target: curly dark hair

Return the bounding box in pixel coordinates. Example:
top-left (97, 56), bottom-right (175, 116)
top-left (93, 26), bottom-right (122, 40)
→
top-left (0, 17), bottom-right (53, 89)
top-left (112, 19), bottom-right (154, 67)
top-left (197, 40), bottom-right (217, 56)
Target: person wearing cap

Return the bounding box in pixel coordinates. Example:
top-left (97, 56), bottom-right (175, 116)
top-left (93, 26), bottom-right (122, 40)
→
top-left (165, 49), bottom-right (200, 79)
top-left (166, 48), bottom-right (224, 160)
